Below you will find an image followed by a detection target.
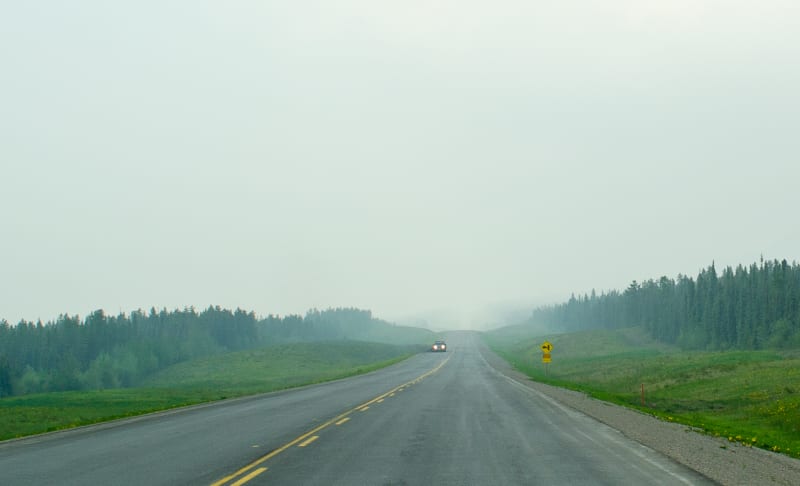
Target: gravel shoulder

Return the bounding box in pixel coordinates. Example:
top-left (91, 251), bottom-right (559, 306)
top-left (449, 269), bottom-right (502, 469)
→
top-left (480, 343), bottom-right (800, 486)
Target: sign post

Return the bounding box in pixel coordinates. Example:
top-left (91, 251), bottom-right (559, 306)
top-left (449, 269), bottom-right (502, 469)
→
top-left (540, 341), bottom-right (553, 375)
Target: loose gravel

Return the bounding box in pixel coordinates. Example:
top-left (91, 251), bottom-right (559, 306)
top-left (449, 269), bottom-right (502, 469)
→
top-left (482, 345), bottom-right (800, 486)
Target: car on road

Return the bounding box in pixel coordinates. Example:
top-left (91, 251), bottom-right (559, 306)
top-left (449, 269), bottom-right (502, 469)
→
top-left (431, 340), bottom-right (447, 352)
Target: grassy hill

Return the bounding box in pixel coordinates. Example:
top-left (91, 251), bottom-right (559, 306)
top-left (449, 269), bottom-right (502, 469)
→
top-left (0, 306), bottom-right (435, 399)
top-left (0, 341), bottom-right (416, 441)
top-left (485, 326), bottom-right (800, 458)
top-left (142, 341), bottom-right (419, 393)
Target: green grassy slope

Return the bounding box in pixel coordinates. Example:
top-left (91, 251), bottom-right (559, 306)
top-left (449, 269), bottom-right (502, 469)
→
top-left (485, 326), bottom-right (800, 458)
top-left (0, 341), bottom-right (415, 441)
top-left (142, 341), bottom-right (417, 391)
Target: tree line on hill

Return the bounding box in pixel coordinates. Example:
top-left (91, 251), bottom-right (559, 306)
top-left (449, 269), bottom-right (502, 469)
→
top-left (531, 258), bottom-right (800, 350)
top-left (0, 307), bottom-right (431, 398)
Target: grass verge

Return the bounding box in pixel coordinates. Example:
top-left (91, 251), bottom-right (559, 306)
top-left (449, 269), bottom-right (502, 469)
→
top-left (0, 341), bottom-right (416, 441)
top-left (485, 326), bottom-right (800, 459)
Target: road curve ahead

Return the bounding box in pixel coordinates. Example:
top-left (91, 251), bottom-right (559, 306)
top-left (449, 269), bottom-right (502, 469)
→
top-left (1, 332), bottom-right (714, 485)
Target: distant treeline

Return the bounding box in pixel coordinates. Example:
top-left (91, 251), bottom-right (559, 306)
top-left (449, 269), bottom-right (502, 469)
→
top-left (531, 258), bottom-right (800, 350)
top-left (0, 307), bottom-right (431, 398)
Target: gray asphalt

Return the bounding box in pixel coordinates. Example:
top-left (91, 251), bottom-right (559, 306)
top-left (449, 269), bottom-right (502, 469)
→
top-left (0, 332), bottom-right (714, 485)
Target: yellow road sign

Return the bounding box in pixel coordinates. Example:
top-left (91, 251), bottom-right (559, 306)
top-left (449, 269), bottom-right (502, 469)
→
top-left (541, 341), bottom-right (553, 352)
top-left (542, 352), bottom-right (551, 363)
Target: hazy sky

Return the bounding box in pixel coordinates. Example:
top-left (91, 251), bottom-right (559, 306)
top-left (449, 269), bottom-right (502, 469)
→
top-left (2, 1), bottom-right (798, 328)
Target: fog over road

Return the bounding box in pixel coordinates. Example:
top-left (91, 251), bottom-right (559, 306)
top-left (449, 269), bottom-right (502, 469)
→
top-left (1, 332), bottom-right (712, 485)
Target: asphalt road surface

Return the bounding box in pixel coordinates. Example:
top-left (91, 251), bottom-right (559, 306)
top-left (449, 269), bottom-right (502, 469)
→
top-left (0, 332), bottom-right (714, 485)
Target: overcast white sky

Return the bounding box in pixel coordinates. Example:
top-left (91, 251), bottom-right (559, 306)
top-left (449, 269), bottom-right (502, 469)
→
top-left (1, 1), bottom-right (798, 328)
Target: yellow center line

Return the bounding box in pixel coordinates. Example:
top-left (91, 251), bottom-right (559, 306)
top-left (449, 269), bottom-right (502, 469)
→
top-left (298, 436), bottom-right (319, 447)
top-left (335, 417), bottom-right (350, 426)
top-left (210, 354), bottom-right (451, 486)
top-left (229, 468), bottom-right (267, 486)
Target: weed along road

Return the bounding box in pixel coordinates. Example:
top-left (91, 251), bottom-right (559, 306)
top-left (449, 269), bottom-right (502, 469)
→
top-left (0, 332), bottom-right (713, 485)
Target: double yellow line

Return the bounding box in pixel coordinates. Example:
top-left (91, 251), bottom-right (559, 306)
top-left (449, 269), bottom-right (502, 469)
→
top-left (211, 354), bottom-right (451, 486)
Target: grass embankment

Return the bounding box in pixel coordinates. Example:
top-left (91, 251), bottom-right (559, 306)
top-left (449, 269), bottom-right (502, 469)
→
top-left (0, 341), bottom-right (416, 441)
top-left (485, 326), bottom-right (800, 458)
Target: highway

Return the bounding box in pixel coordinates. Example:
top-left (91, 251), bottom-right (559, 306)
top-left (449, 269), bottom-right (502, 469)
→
top-left (0, 332), bottom-right (713, 485)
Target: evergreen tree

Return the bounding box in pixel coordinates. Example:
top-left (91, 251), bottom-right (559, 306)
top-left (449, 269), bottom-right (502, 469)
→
top-left (0, 355), bottom-right (12, 397)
